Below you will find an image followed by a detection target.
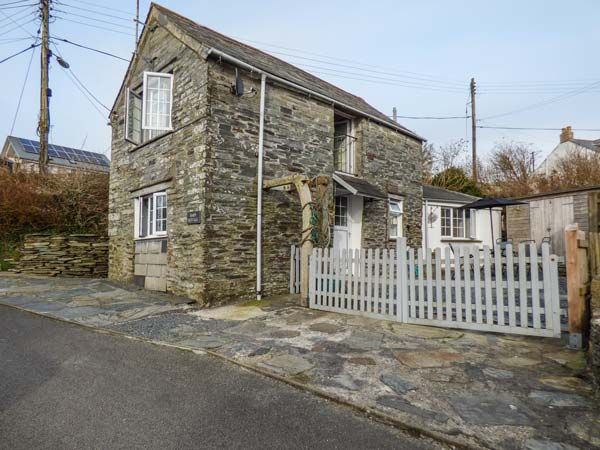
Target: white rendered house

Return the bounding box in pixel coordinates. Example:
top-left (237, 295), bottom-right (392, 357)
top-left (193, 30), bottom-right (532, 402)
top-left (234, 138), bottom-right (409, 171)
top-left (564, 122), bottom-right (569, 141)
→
top-left (421, 185), bottom-right (502, 252)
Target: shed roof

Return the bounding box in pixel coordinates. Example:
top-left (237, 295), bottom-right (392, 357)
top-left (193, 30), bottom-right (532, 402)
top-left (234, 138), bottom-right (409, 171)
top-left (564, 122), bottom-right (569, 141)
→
top-left (2, 136), bottom-right (110, 173)
top-left (422, 185), bottom-right (479, 204)
top-left (150, 3), bottom-right (422, 140)
top-left (333, 172), bottom-right (387, 200)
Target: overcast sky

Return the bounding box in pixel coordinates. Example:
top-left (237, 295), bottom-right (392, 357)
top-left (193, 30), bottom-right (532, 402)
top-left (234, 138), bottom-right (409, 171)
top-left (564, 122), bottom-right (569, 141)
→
top-left (1, 0), bottom-right (598, 162)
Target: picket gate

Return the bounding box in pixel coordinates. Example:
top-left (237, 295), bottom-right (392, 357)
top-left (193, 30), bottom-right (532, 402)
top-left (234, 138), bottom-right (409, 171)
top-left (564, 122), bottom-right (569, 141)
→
top-left (307, 238), bottom-right (562, 338)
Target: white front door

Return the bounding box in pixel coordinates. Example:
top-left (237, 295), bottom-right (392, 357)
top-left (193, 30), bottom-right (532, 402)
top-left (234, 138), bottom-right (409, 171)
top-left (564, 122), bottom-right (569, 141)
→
top-left (334, 195), bottom-right (363, 253)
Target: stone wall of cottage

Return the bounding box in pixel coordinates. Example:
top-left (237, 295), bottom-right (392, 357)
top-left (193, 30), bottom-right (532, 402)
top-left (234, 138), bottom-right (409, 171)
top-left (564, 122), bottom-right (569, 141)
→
top-left (355, 120), bottom-right (423, 249)
top-left (109, 24), bottom-right (423, 306)
top-left (108, 25), bottom-right (210, 301)
top-left (204, 61), bottom-right (334, 304)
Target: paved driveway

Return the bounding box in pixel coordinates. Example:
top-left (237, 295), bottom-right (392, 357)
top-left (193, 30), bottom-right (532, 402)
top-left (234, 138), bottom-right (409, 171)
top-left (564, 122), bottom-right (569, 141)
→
top-left (0, 306), bottom-right (440, 450)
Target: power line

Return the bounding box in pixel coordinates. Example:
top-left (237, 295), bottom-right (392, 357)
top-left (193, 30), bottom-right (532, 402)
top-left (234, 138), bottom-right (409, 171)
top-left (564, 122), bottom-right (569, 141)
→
top-left (54, 2), bottom-right (132, 22)
top-left (0, 0), bottom-right (33, 6)
top-left (51, 43), bottom-right (111, 113)
top-left (0, 6), bottom-right (32, 24)
top-left (52, 9), bottom-right (134, 30)
top-left (291, 61), bottom-right (467, 92)
top-left (478, 125), bottom-right (600, 132)
top-left (233, 35), bottom-right (467, 86)
top-left (53, 16), bottom-right (135, 36)
top-left (0, 3), bottom-right (36, 11)
top-left (58, 0), bottom-right (132, 16)
top-left (51, 37), bottom-right (129, 61)
top-left (10, 37), bottom-right (36, 134)
top-left (0, 40), bottom-right (36, 63)
top-left (387, 114), bottom-right (471, 120)
top-left (479, 80), bottom-right (600, 121)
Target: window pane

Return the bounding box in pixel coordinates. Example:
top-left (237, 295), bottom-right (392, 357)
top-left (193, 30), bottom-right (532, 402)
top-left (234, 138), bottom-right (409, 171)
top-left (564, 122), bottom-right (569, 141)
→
top-left (144, 74), bottom-right (172, 131)
top-left (335, 196), bottom-right (348, 227)
top-left (140, 197), bottom-right (149, 237)
top-left (452, 209), bottom-right (464, 238)
top-left (155, 193), bottom-right (167, 233)
top-left (441, 207), bottom-right (451, 237)
top-left (126, 90), bottom-right (142, 144)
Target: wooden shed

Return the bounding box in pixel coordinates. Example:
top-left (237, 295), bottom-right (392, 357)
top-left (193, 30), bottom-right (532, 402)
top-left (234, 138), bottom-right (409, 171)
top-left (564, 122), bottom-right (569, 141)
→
top-left (506, 186), bottom-right (600, 259)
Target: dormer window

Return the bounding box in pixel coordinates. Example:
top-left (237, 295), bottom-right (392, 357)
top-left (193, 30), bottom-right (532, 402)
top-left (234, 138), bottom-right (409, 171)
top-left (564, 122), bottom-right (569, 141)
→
top-left (125, 71), bottom-right (174, 145)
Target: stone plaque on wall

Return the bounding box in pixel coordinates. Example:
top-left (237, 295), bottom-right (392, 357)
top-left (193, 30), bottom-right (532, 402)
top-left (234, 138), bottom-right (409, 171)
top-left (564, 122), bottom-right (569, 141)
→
top-left (187, 211), bottom-right (201, 224)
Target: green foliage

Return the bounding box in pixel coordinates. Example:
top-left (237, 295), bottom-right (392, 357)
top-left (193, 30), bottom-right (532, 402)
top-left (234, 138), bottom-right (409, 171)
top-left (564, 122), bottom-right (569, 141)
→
top-left (431, 167), bottom-right (482, 197)
top-left (0, 169), bottom-right (109, 270)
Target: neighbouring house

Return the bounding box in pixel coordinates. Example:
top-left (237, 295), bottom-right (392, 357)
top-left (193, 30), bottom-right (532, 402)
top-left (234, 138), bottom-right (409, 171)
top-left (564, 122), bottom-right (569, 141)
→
top-left (108, 3), bottom-right (425, 306)
top-left (536, 126), bottom-right (600, 176)
top-left (421, 185), bottom-right (501, 252)
top-left (0, 136), bottom-right (110, 174)
top-left (506, 185), bottom-right (600, 257)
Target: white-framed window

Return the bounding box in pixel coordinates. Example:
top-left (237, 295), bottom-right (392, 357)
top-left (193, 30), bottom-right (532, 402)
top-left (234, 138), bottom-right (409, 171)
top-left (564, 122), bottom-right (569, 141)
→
top-left (334, 119), bottom-right (355, 174)
top-left (389, 198), bottom-right (403, 239)
top-left (135, 191), bottom-right (167, 238)
top-left (440, 206), bottom-right (475, 239)
top-left (334, 196), bottom-right (348, 227)
top-left (125, 71), bottom-right (173, 145)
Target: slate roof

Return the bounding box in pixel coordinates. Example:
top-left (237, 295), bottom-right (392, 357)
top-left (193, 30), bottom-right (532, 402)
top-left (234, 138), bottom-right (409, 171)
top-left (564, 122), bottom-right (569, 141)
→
top-left (333, 172), bottom-right (387, 200)
top-left (151, 3), bottom-right (422, 140)
top-left (422, 185), bottom-right (479, 204)
top-left (2, 136), bottom-right (110, 173)
top-left (569, 139), bottom-right (600, 152)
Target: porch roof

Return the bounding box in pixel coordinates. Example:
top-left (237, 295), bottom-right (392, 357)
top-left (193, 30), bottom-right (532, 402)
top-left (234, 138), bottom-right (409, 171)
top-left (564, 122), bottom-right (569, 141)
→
top-left (333, 172), bottom-right (387, 200)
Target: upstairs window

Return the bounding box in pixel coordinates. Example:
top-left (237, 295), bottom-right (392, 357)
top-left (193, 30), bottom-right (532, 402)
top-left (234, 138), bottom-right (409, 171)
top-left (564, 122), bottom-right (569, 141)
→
top-left (136, 191), bottom-right (167, 238)
top-left (389, 198), bottom-right (403, 239)
top-left (125, 71), bottom-right (173, 145)
top-left (334, 118), bottom-right (355, 174)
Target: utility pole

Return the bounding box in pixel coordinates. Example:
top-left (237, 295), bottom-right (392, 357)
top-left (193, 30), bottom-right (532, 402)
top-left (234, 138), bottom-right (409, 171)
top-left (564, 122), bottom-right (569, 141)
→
top-left (392, 107), bottom-right (397, 122)
top-left (470, 77), bottom-right (477, 184)
top-left (38, 0), bottom-right (50, 175)
top-left (134, 0), bottom-right (140, 49)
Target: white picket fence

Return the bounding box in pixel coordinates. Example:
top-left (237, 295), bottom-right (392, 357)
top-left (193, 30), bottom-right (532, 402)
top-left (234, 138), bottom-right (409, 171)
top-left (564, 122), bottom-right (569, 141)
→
top-left (301, 239), bottom-right (562, 338)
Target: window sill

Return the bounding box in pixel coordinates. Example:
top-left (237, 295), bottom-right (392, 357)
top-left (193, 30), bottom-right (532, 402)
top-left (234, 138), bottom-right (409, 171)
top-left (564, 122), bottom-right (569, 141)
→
top-left (134, 236), bottom-right (168, 241)
top-left (127, 130), bottom-right (174, 153)
top-left (441, 238), bottom-right (481, 243)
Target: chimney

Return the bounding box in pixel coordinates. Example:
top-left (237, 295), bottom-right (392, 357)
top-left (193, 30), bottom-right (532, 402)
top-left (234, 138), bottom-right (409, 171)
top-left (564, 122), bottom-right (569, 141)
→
top-left (560, 126), bottom-right (574, 143)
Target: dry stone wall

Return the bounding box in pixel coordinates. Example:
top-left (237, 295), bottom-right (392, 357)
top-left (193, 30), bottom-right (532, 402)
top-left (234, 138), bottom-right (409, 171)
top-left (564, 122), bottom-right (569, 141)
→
top-left (14, 234), bottom-right (108, 277)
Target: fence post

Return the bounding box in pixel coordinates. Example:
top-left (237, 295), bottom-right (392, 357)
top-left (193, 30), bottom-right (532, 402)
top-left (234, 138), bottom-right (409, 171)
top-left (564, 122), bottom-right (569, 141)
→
top-left (396, 237), bottom-right (407, 323)
top-left (565, 223), bottom-right (590, 348)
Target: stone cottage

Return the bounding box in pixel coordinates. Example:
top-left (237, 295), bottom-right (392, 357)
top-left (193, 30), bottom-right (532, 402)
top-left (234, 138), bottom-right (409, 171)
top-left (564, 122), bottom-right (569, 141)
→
top-left (108, 3), bottom-right (425, 306)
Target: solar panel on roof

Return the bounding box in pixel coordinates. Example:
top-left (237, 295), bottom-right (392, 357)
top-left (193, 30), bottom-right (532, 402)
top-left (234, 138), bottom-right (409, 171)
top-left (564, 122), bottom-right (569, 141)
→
top-left (14, 137), bottom-right (109, 167)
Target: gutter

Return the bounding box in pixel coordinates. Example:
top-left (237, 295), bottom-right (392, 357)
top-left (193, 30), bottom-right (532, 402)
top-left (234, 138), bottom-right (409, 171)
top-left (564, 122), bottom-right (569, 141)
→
top-left (205, 48), bottom-right (424, 142)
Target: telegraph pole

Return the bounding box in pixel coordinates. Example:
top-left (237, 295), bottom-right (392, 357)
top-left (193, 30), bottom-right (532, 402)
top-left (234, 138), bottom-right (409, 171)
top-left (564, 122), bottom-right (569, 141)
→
top-left (470, 77), bottom-right (477, 184)
top-left (38, 0), bottom-right (50, 174)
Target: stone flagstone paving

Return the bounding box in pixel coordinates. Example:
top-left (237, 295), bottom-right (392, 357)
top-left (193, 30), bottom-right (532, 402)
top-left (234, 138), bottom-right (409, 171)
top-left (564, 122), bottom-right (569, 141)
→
top-left (1, 274), bottom-right (599, 449)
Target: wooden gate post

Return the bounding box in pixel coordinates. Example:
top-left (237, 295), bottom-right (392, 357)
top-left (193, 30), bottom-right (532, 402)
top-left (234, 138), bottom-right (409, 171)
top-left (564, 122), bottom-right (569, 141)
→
top-left (565, 223), bottom-right (590, 348)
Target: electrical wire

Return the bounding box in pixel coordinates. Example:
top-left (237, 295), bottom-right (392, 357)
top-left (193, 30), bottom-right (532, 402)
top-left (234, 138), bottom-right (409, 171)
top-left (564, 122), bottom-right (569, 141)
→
top-left (51, 43), bottom-right (111, 113)
top-left (0, 40), bottom-right (36, 63)
top-left (479, 80), bottom-right (600, 121)
top-left (52, 9), bottom-right (134, 30)
top-left (53, 16), bottom-right (134, 36)
top-left (387, 114), bottom-right (471, 120)
top-left (53, 2), bottom-right (132, 22)
top-left (51, 37), bottom-right (129, 61)
top-left (0, 6), bottom-right (32, 25)
top-left (0, 3), bottom-right (36, 11)
top-left (59, 0), bottom-right (132, 16)
top-left (233, 35), bottom-right (466, 86)
top-left (477, 125), bottom-right (600, 132)
top-left (10, 37), bottom-right (36, 134)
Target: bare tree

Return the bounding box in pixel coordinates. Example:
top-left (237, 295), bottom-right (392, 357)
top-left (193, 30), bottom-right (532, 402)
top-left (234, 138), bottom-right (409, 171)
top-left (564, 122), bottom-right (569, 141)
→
top-left (431, 139), bottom-right (470, 174)
top-left (485, 140), bottom-right (539, 197)
top-left (537, 148), bottom-right (600, 191)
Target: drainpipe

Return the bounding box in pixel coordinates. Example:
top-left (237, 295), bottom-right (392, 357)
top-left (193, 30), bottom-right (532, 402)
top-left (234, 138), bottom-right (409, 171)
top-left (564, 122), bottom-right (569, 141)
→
top-left (423, 200), bottom-right (429, 252)
top-left (256, 73), bottom-right (267, 300)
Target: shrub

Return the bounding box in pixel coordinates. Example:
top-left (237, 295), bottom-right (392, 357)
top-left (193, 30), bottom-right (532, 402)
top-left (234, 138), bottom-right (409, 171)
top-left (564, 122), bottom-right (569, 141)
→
top-left (0, 169), bottom-right (109, 261)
